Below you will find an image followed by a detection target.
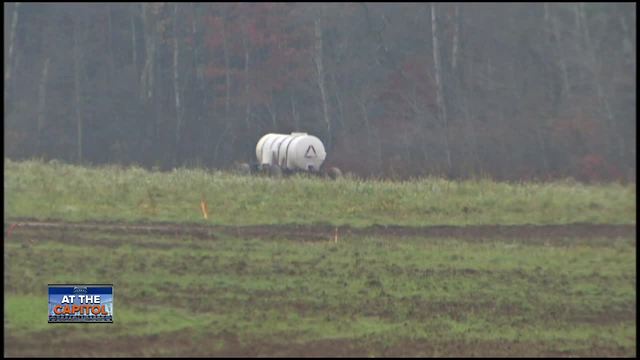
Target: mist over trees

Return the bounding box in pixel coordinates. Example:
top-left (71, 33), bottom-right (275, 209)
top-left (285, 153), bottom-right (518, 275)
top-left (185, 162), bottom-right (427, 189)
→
top-left (4, 3), bottom-right (636, 181)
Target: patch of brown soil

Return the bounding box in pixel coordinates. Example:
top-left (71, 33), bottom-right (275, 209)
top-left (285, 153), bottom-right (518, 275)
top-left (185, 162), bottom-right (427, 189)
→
top-left (5, 218), bottom-right (636, 243)
top-left (4, 330), bottom-right (634, 357)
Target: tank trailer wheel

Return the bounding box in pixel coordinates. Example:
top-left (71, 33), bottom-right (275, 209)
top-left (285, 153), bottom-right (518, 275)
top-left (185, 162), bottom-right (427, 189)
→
top-left (234, 162), bottom-right (252, 176)
top-left (326, 166), bottom-right (343, 180)
top-left (269, 164), bottom-right (283, 178)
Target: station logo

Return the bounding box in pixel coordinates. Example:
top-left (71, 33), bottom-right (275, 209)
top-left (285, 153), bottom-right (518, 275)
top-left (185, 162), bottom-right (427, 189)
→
top-left (48, 284), bottom-right (113, 323)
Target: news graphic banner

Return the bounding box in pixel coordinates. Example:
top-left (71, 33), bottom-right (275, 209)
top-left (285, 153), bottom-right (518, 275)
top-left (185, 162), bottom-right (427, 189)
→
top-left (48, 284), bottom-right (113, 323)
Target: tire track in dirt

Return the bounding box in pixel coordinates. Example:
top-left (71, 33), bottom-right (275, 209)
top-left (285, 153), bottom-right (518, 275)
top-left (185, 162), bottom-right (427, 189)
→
top-left (4, 330), bottom-right (633, 357)
top-left (4, 217), bottom-right (635, 241)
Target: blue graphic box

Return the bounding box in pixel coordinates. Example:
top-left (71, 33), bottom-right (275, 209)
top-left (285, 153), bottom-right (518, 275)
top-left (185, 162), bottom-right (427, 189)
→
top-left (48, 284), bottom-right (113, 323)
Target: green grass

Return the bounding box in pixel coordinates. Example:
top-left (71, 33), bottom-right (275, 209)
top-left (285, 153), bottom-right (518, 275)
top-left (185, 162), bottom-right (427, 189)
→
top-left (4, 229), bottom-right (636, 356)
top-left (4, 158), bottom-right (636, 355)
top-left (4, 158), bottom-right (636, 226)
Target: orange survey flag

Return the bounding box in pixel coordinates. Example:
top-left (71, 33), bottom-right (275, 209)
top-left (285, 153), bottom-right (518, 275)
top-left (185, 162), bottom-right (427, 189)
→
top-left (200, 196), bottom-right (209, 220)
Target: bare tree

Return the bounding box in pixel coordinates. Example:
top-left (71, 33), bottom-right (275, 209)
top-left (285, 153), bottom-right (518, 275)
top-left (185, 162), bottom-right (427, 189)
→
top-left (330, 72), bottom-right (345, 134)
top-left (36, 57), bottom-right (50, 155)
top-left (130, 6), bottom-right (138, 78)
top-left (578, 3), bottom-right (622, 158)
top-left (5, 2), bottom-right (20, 101)
top-left (545, 3), bottom-right (572, 99)
top-left (73, 18), bottom-right (84, 163)
top-left (361, 96), bottom-right (383, 175)
top-left (222, 15), bottom-right (231, 124)
top-left (266, 101), bottom-right (278, 130)
top-left (213, 11), bottom-right (233, 165)
top-left (358, 96), bottom-right (373, 170)
top-left (618, 10), bottom-right (634, 63)
top-left (314, 17), bottom-right (332, 149)
top-left (140, 3), bottom-right (158, 101)
top-left (173, 4), bottom-right (183, 149)
top-left (451, 4), bottom-right (460, 72)
top-left (242, 24), bottom-right (252, 130)
top-left (430, 4), bottom-right (452, 173)
top-left (290, 95), bottom-right (300, 131)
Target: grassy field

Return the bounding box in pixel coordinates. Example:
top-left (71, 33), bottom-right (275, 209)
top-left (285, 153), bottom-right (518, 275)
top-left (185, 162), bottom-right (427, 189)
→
top-left (4, 227), bottom-right (636, 356)
top-left (4, 159), bottom-right (636, 226)
top-left (4, 159), bottom-right (636, 356)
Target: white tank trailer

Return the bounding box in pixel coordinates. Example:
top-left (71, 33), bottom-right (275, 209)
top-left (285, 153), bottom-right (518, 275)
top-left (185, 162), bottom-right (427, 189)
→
top-left (236, 132), bottom-right (342, 178)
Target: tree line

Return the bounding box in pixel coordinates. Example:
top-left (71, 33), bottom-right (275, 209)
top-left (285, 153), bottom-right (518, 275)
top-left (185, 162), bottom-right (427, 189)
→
top-left (4, 3), bottom-right (636, 181)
